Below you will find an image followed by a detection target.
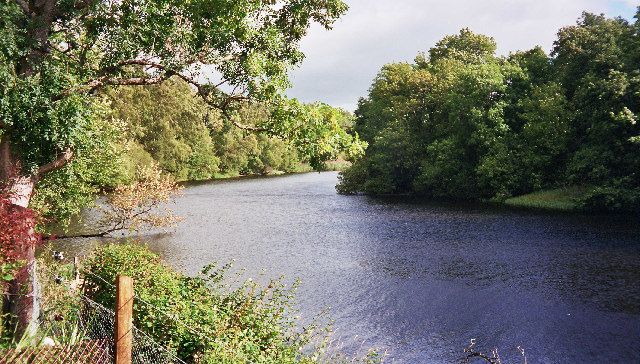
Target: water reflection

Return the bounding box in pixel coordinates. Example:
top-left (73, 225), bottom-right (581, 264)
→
top-left (54, 172), bottom-right (640, 363)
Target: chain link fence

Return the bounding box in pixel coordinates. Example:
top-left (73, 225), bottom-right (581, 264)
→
top-left (1, 257), bottom-right (188, 364)
top-left (80, 294), bottom-right (186, 364)
top-left (0, 340), bottom-right (110, 364)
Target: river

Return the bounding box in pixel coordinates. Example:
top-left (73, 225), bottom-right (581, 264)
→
top-left (57, 172), bottom-right (640, 363)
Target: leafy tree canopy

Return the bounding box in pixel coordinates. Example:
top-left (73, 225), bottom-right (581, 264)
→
top-left (340, 11), bottom-right (640, 211)
top-left (0, 0), bottom-right (366, 222)
top-left (0, 0), bottom-right (353, 186)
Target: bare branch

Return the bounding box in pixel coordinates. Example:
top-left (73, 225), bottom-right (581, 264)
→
top-left (229, 119), bottom-right (268, 132)
top-left (44, 231), bottom-right (108, 240)
top-left (99, 59), bottom-right (165, 74)
top-left (102, 75), bottom-right (172, 87)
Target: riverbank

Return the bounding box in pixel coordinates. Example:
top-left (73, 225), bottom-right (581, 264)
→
top-left (501, 187), bottom-right (587, 212)
top-left (51, 171), bottom-right (639, 363)
top-left (205, 159), bottom-right (350, 181)
top-left (49, 172), bottom-right (640, 363)
top-left (34, 243), bottom-right (368, 363)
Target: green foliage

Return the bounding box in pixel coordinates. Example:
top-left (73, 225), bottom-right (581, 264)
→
top-left (104, 78), bottom-right (358, 181)
top-left (427, 28), bottom-right (497, 64)
top-left (0, 65), bottom-right (91, 173)
top-left (105, 78), bottom-right (362, 180)
top-left (263, 99), bottom-right (366, 170)
top-left (29, 99), bottom-right (128, 225)
top-left (580, 180), bottom-right (640, 212)
top-left (83, 243), bottom-right (324, 363)
top-left (339, 12), bottom-right (640, 211)
top-left (0, 262), bottom-right (20, 282)
top-left (1, 0), bottom-right (358, 225)
top-left (22, 244), bottom-right (382, 362)
top-left (106, 78), bottom-right (221, 181)
top-left (552, 14), bottom-right (639, 188)
top-left (213, 102), bottom-right (308, 175)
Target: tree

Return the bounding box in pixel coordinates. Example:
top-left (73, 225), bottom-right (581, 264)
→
top-left (341, 29), bottom-right (510, 198)
top-left (427, 27), bottom-right (497, 64)
top-left (0, 0), bottom-right (349, 334)
top-left (552, 11), bottom-right (640, 209)
top-left (340, 9), bottom-right (639, 209)
top-left (106, 78), bottom-right (221, 181)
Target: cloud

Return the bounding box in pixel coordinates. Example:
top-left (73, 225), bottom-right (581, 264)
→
top-left (286, 0), bottom-right (638, 110)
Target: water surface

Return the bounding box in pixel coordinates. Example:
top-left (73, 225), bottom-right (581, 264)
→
top-left (58, 172), bottom-right (640, 363)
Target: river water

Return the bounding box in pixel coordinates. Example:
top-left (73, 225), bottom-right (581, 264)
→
top-left (57, 172), bottom-right (640, 363)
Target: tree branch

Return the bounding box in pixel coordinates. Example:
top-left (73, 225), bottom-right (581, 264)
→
top-left (55, 73), bottom-right (172, 100)
top-left (56, 59), bottom-right (271, 133)
top-left (15, 0), bottom-right (29, 13)
top-left (44, 231), bottom-right (108, 240)
top-left (36, 148), bottom-right (73, 179)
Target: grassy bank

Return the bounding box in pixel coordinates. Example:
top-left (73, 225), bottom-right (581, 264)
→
top-left (210, 159), bottom-right (349, 180)
top-left (502, 187), bottom-right (588, 211)
top-left (211, 165), bottom-right (313, 180)
top-left (323, 159), bottom-right (352, 172)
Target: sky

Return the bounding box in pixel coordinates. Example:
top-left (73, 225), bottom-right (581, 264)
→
top-left (286, 0), bottom-right (639, 111)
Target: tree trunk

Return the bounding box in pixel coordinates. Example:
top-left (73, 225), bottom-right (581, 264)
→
top-left (0, 136), bottom-right (40, 339)
top-left (3, 0), bottom-right (66, 339)
top-left (6, 205), bottom-right (40, 339)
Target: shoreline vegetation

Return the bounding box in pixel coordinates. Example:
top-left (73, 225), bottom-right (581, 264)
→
top-left (28, 77), bottom-right (362, 226)
top-left (209, 159), bottom-right (352, 181)
top-left (501, 187), bottom-right (586, 212)
top-left (351, 185), bottom-right (590, 213)
top-left (337, 12), bottom-right (640, 214)
top-left (36, 243), bottom-right (382, 364)
top-left (105, 78), bottom-right (359, 187)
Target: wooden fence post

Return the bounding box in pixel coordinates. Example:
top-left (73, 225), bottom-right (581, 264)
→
top-left (115, 275), bottom-right (134, 364)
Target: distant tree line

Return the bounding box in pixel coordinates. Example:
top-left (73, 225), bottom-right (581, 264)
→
top-left (28, 77), bottom-right (361, 223)
top-left (103, 78), bottom-right (354, 182)
top-left (338, 10), bottom-right (640, 212)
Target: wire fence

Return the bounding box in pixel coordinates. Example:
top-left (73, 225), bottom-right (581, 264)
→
top-left (0, 292), bottom-right (114, 364)
top-left (0, 339), bottom-right (111, 364)
top-left (82, 269), bottom-right (211, 344)
top-left (0, 255), bottom-right (189, 364)
top-left (80, 294), bottom-right (187, 364)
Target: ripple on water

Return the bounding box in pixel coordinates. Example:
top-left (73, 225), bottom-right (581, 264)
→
top-left (53, 172), bottom-right (640, 363)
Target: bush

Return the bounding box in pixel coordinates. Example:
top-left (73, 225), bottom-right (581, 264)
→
top-left (580, 184), bottom-right (640, 212)
top-left (83, 243), bottom-right (324, 363)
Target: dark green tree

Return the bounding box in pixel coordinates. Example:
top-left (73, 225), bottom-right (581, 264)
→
top-left (340, 10), bottom-right (639, 210)
top-left (552, 11), bottom-right (640, 209)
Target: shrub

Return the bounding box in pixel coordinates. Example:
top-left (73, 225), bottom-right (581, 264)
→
top-left (0, 191), bottom-right (40, 279)
top-left (580, 184), bottom-right (640, 212)
top-left (83, 243), bottom-right (324, 363)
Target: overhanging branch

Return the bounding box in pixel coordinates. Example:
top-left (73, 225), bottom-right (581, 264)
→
top-left (56, 59), bottom-right (274, 133)
top-left (55, 72), bottom-right (173, 100)
top-left (36, 148), bottom-right (73, 179)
